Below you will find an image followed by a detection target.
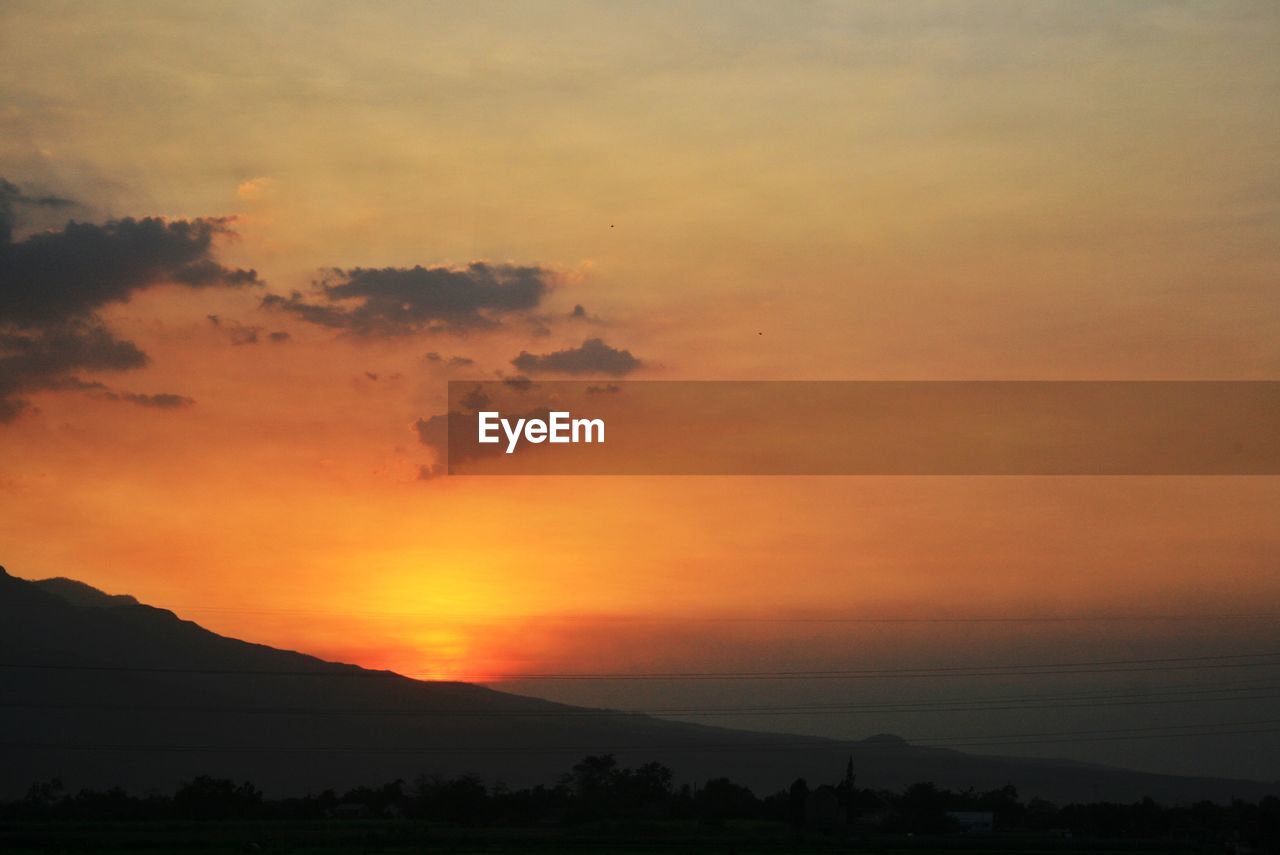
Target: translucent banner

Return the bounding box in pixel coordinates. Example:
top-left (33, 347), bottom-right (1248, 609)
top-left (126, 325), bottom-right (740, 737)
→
top-left (442, 381), bottom-right (1280, 475)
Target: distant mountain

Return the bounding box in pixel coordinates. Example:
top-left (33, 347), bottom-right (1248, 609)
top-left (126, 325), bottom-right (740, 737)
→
top-left (1, 565), bottom-right (1274, 803)
top-left (31, 577), bottom-right (140, 608)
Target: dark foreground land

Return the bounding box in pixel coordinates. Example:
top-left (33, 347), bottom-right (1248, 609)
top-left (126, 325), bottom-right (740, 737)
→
top-left (3, 763), bottom-right (1277, 854)
top-left (5, 569), bottom-right (1276, 807)
top-left (0, 820), bottom-right (1254, 855)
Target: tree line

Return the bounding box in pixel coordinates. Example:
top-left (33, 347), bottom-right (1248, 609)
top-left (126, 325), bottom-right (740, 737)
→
top-left (7, 755), bottom-right (1279, 849)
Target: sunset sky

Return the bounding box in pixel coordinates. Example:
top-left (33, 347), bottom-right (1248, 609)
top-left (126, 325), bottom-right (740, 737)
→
top-left (1, 1), bottom-right (1278, 781)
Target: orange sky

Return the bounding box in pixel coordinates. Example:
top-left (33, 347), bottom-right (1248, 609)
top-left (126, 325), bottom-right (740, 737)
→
top-left (1, 1), bottom-right (1278, 779)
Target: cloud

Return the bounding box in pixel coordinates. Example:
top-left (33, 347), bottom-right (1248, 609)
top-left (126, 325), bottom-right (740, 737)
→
top-left (414, 377), bottom-right (494, 446)
top-left (511, 338), bottom-right (642, 376)
top-left (0, 320), bottom-right (192, 422)
top-left (0, 178), bottom-right (260, 421)
top-left (0, 396), bottom-right (22, 423)
top-left (503, 375), bottom-right (536, 392)
top-left (2, 321), bottom-right (147, 381)
top-left (1, 321), bottom-right (150, 419)
top-left (0, 178), bottom-right (74, 244)
top-left (33, 374), bottom-right (194, 413)
top-left (424, 351), bottom-right (475, 367)
top-left (568, 303), bottom-right (604, 323)
top-left (459, 386), bottom-right (491, 411)
top-left (118, 391), bottom-right (193, 408)
top-left (263, 262), bottom-right (551, 335)
top-left (210, 313), bottom-right (290, 347)
top-left (414, 402), bottom-right (555, 471)
top-left (1, 215), bottom-right (259, 326)
top-left (415, 410), bottom-right (480, 470)
top-left (412, 383), bottom-right (498, 469)
top-left (207, 314), bottom-right (261, 345)
top-left (413, 412), bottom-right (453, 462)
top-left (87, 385), bottom-right (194, 409)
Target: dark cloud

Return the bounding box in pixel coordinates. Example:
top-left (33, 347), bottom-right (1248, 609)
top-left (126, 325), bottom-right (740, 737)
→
top-left (0, 178), bottom-right (260, 421)
top-left (0, 178), bottom-right (74, 208)
top-left (414, 403), bottom-right (554, 470)
top-left (511, 338), bottom-right (642, 376)
top-left (502, 375), bottom-right (537, 392)
top-left (2, 321), bottom-right (147, 381)
top-left (267, 330), bottom-right (291, 343)
top-left (1, 214), bottom-right (259, 326)
top-left (0, 395), bottom-right (22, 423)
top-left (0, 321), bottom-right (199, 421)
top-left (207, 314), bottom-right (261, 345)
top-left (413, 412), bottom-right (452, 462)
top-left (28, 374), bottom-right (194, 412)
top-left (568, 303), bottom-right (604, 323)
top-left (459, 386), bottom-right (491, 411)
top-left (100, 389), bottom-right (195, 409)
top-left (413, 385), bottom-right (511, 458)
top-left (263, 262), bottom-right (551, 336)
top-left (424, 351), bottom-right (475, 367)
top-left (1, 321), bottom-right (150, 419)
top-left (586, 383), bottom-right (622, 395)
top-left (0, 178), bottom-right (74, 244)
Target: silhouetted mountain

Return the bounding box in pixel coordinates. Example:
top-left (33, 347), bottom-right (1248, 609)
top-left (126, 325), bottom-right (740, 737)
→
top-left (31, 577), bottom-right (140, 608)
top-left (1, 565), bottom-right (1274, 803)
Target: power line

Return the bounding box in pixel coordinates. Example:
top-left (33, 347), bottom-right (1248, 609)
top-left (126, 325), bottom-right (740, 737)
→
top-left (934, 728), bottom-right (1280, 749)
top-left (500, 651), bottom-right (1280, 680)
top-left (3, 685), bottom-right (1278, 719)
top-left (5, 719), bottom-right (1278, 755)
top-left (2, 650), bottom-right (1278, 681)
top-left (68, 601), bottom-right (1280, 624)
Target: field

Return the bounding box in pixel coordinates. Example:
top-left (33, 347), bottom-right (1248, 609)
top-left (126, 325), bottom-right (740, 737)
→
top-left (0, 819), bottom-right (1213, 854)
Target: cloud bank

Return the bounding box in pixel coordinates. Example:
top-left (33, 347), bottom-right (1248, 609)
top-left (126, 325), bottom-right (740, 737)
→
top-left (263, 263), bottom-right (551, 335)
top-left (511, 338), bottom-right (642, 376)
top-left (0, 178), bottom-right (260, 421)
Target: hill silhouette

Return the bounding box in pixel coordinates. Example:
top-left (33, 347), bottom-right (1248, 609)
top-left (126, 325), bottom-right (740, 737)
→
top-left (31, 577), bottom-right (140, 608)
top-left (1, 565), bottom-right (1275, 803)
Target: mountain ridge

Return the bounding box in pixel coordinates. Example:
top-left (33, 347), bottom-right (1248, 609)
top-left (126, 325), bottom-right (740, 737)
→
top-left (2, 565), bottom-right (1274, 803)
top-left (31, 577), bottom-right (140, 609)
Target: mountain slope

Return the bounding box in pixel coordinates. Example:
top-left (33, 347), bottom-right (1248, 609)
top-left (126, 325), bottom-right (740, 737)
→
top-left (1, 565), bottom-right (1274, 803)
